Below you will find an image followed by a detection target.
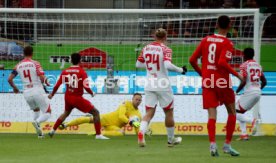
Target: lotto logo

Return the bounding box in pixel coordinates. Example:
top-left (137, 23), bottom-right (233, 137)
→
top-left (176, 125), bottom-right (204, 132)
top-left (42, 124), bottom-right (52, 131)
top-left (0, 121), bottom-right (11, 128)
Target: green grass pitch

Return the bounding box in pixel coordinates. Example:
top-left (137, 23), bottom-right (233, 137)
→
top-left (3, 43), bottom-right (276, 71)
top-left (0, 134), bottom-right (276, 163)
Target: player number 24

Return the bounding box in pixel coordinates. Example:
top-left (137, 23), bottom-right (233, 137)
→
top-left (145, 54), bottom-right (160, 71)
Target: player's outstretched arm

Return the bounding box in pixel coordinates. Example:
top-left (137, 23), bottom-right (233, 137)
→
top-left (49, 74), bottom-right (63, 99)
top-left (164, 60), bottom-right (187, 74)
top-left (8, 71), bottom-right (19, 93)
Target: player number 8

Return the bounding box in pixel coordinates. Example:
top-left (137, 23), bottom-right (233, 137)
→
top-left (208, 43), bottom-right (216, 64)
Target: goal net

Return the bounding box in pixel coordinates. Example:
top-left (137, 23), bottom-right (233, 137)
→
top-left (0, 8), bottom-right (267, 134)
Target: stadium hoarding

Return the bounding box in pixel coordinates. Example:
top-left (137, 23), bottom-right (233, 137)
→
top-left (1, 122), bottom-right (276, 136)
top-left (49, 47), bottom-right (107, 69)
top-left (0, 70), bottom-right (275, 94)
top-left (79, 47), bottom-right (107, 69)
top-left (0, 94), bottom-right (276, 135)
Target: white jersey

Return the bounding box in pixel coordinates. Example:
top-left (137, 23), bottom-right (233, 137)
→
top-left (14, 58), bottom-right (44, 92)
top-left (239, 59), bottom-right (263, 93)
top-left (137, 42), bottom-right (172, 91)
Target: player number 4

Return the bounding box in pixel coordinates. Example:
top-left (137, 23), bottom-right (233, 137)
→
top-left (23, 69), bottom-right (32, 82)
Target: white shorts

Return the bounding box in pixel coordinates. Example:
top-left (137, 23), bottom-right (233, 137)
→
top-left (145, 90), bottom-right (174, 110)
top-left (23, 88), bottom-right (50, 113)
top-left (236, 91), bottom-right (261, 113)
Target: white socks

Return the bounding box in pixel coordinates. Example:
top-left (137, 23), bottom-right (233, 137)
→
top-left (239, 121), bottom-right (247, 135)
top-left (33, 111), bottom-right (40, 121)
top-left (166, 127), bottom-right (175, 143)
top-left (236, 113), bottom-right (253, 123)
top-left (237, 113), bottom-right (253, 135)
top-left (139, 121), bottom-right (149, 134)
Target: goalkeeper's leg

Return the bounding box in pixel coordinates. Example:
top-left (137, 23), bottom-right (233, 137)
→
top-left (61, 116), bottom-right (92, 129)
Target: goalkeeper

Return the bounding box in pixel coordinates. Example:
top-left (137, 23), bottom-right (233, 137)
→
top-left (59, 93), bottom-right (143, 136)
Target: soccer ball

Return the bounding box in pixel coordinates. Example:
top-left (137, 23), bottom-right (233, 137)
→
top-left (129, 115), bottom-right (140, 122)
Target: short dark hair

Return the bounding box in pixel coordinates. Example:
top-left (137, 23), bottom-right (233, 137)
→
top-left (217, 15), bottom-right (230, 29)
top-left (71, 53), bottom-right (81, 65)
top-left (24, 46), bottom-right (33, 56)
top-left (243, 48), bottom-right (254, 59)
top-left (133, 93), bottom-right (142, 98)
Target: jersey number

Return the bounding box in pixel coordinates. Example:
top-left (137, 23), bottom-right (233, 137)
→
top-left (23, 69), bottom-right (32, 82)
top-left (250, 69), bottom-right (261, 82)
top-left (208, 43), bottom-right (216, 64)
top-left (68, 74), bottom-right (78, 88)
top-left (145, 54), bottom-right (160, 71)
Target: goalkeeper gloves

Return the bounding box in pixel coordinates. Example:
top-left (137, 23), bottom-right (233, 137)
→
top-left (181, 65), bottom-right (187, 75)
top-left (129, 121), bottom-right (140, 128)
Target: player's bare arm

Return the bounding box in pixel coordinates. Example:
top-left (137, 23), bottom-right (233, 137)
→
top-left (48, 76), bottom-right (63, 99)
top-left (236, 78), bottom-right (246, 94)
top-left (260, 74), bottom-right (267, 89)
top-left (39, 75), bottom-right (50, 86)
top-left (8, 73), bottom-right (19, 93)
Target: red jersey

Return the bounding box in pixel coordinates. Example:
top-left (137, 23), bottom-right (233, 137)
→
top-left (189, 34), bottom-right (239, 88)
top-left (51, 65), bottom-right (93, 96)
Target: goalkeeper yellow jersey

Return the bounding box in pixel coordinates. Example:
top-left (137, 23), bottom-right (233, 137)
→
top-left (101, 100), bottom-right (142, 128)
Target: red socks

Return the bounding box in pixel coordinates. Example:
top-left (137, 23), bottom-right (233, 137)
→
top-left (207, 118), bottom-right (216, 143)
top-left (225, 115), bottom-right (236, 144)
top-left (53, 118), bottom-right (63, 130)
top-left (94, 122), bottom-right (102, 135)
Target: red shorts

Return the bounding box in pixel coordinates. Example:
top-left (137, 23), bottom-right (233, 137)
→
top-left (65, 94), bottom-right (95, 113)
top-left (202, 87), bottom-right (235, 109)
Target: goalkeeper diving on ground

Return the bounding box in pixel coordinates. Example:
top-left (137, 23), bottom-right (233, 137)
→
top-left (59, 93), bottom-right (151, 136)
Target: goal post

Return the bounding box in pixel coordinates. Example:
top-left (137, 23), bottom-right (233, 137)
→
top-left (0, 8), bottom-right (269, 134)
top-left (0, 8), bottom-right (265, 91)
